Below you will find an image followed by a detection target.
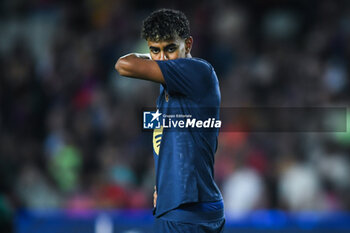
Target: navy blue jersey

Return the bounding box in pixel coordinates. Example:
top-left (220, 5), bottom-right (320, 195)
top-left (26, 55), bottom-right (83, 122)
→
top-left (153, 58), bottom-right (222, 218)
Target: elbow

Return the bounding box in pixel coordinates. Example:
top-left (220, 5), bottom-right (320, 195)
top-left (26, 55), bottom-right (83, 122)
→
top-left (115, 58), bottom-right (126, 76)
top-left (115, 55), bottom-right (136, 77)
top-left (116, 56), bottom-right (133, 76)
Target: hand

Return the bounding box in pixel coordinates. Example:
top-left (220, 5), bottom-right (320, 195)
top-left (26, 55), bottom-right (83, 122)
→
top-left (153, 186), bottom-right (157, 208)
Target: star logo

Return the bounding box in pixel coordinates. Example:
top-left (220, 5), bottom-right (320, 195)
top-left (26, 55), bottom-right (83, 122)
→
top-left (143, 109), bottom-right (162, 129)
top-left (151, 109), bottom-right (162, 122)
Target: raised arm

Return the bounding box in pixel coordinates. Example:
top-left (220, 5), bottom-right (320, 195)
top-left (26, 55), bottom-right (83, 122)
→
top-left (115, 53), bottom-right (165, 84)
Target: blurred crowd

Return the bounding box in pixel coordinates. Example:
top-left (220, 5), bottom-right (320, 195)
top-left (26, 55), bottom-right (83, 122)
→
top-left (0, 0), bottom-right (350, 230)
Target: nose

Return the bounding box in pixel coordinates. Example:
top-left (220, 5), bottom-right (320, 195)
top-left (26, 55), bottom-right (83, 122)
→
top-left (159, 51), bottom-right (168, 60)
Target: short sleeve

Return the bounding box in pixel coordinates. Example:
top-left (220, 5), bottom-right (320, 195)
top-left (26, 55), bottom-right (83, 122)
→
top-left (156, 58), bottom-right (214, 99)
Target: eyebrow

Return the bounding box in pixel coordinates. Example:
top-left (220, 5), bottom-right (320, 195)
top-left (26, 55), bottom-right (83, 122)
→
top-left (149, 46), bottom-right (160, 50)
top-left (149, 43), bottom-right (178, 50)
top-left (164, 43), bottom-right (177, 50)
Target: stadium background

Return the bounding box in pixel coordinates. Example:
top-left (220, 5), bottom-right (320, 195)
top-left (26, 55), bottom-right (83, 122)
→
top-left (0, 0), bottom-right (350, 232)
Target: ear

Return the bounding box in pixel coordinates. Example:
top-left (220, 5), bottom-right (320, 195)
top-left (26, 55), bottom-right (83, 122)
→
top-left (185, 36), bottom-right (193, 54)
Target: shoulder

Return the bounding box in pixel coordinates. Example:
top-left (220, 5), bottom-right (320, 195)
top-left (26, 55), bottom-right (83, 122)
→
top-left (156, 57), bottom-right (214, 78)
top-left (156, 57), bottom-right (212, 68)
top-left (190, 57), bottom-right (213, 68)
top-left (179, 57), bottom-right (213, 69)
top-left (171, 57), bottom-right (214, 74)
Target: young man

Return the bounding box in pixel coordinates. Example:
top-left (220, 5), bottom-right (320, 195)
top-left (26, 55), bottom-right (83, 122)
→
top-left (115, 9), bottom-right (225, 233)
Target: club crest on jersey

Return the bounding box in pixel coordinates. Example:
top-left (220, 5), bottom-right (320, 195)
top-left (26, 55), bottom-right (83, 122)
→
top-left (143, 109), bottom-right (162, 129)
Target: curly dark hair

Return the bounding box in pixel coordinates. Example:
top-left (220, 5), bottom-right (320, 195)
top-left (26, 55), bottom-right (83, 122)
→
top-left (141, 9), bottom-right (190, 41)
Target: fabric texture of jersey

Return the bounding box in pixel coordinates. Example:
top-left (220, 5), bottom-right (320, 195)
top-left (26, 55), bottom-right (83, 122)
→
top-left (160, 200), bottom-right (224, 223)
top-left (154, 217), bottom-right (225, 233)
top-left (153, 58), bottom-right (222, 218)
